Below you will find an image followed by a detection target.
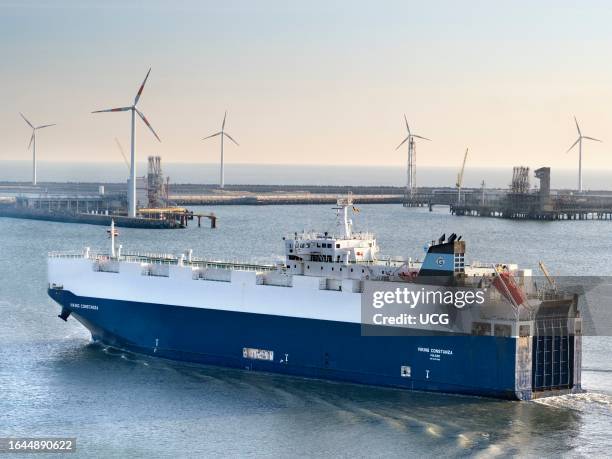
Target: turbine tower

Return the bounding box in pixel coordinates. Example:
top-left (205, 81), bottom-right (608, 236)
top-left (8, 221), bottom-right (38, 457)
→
top-left (203, 111), bottom-right (239, 189)
top-left (92, 68), bottom-right (161, 217)
top-left (566, 116), bottom-right (601, 192)
top-left (395, 115), bottom-right (430, 201)
top-left (20, 113), bottom-right (55, 186)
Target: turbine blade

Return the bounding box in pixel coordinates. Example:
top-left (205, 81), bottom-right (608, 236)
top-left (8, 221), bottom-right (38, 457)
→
top-left (412, 134), bottom-right (431, 141)
top-left (403, 114), bottom-right (410, 137)
top-left (114, 137), bottom-right (130, 170)
top-left (395, 136), bottom-right (409, 150)
top-left (20, 112), bottom-right (34, 128)
top-left (36, 123), bottom-right (56, 130)
top-left (135, 108), bottom-right (161, 142)
top-left (583, 136), bottom-right (602, 142)
top-left (222, 111), bottom-right (227, 130)
top-left (574, 116), bottom-right (581, 136)
top-left (202, 131), bottom-right (222, 140)
top-left (28, 132), bottom-right (34, 149)
top-left (223, 132), bottom-right (239, 146)
top-left (92, 106), bottom-right (132, 113)
top-left (566, 138), bottom-right (580, 153)
top-left (134, 68), bottom-right (151, 105)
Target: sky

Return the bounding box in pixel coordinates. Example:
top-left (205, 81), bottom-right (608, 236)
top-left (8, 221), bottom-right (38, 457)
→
top-left (2, 0), bottom-right (612, 174)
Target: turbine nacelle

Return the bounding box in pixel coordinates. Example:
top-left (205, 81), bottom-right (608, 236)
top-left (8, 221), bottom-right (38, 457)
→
top-left (566, 116), bottom-right (602, 153)
top-left (395, 114), bottom-right (430, 150)
top-left (20, 112), bottom-right (56, 149)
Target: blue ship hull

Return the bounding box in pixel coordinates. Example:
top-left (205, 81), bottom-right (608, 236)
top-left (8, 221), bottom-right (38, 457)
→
top-left (49, 288), bottom-right (532, 400)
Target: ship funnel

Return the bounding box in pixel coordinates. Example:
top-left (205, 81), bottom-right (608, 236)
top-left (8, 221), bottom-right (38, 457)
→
top-left (418, 235), bottom-right (465, 278)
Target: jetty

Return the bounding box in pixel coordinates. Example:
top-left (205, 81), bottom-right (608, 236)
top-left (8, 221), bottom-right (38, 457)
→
top-left (0, 196), bottom-right (216, 229)
top-left (449, 167), bottom-right (612, 220)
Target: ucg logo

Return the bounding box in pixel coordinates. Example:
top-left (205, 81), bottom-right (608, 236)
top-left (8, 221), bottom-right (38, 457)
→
top-left (436, 256), bottom-right (445, 266)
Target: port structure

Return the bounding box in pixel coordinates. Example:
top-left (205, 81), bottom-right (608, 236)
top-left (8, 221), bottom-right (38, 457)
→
top-left (456, 148), bottom-right (469, 205)
top-left (451, 166), bottom-right (612, 220)
top-left (0, 155), bottom-right (216, 229)
top-left (147, 156), bottom-right (166, 208)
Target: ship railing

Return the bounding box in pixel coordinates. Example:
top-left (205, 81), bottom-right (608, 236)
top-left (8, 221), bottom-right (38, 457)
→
top-left (48, 251), bottom-right (91, 259)
top-left (48, 250), bottom-right (277, 273)
top-left (290, 231), bottom-right (376, 241)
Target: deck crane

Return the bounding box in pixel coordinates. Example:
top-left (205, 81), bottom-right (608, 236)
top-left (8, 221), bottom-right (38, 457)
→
top-left (456, 148), bottom-right (469, 205)
top-left (538, 260), bottom-right (557, 289)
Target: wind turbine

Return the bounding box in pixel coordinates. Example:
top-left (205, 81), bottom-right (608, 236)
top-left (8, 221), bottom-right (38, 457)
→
top-left (566, 116), bottom-right (601, 192)
top-left (202, 111), bottom-right (239, 189)
top-left (92, 68), bottom-right (161, 217)
top-left (20, 113), bottom-right (55, 185)
top-left (395, 115), bottom-right (430, 201)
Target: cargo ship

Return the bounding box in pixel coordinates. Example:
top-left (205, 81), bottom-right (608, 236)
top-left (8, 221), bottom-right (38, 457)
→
top-left (47, 196), bottom-right (583, 400)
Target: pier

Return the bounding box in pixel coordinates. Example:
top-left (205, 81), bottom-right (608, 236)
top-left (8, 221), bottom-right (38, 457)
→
top-left (449, 167), bottom-right (612, 220)
top-left (451, 196), bottom-right (612, 220)
top-left (138, 207), bottom-right (217, 228)
top-left (0, 196), bottom-right (216, 229)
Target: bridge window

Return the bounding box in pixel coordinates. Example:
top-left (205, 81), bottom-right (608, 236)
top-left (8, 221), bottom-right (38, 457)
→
top-left (336, 243), bottom-right (340, 248)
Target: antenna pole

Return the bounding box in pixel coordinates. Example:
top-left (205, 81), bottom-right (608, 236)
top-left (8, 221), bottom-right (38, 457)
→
top-left (110, 219), bottom-right (116, 258)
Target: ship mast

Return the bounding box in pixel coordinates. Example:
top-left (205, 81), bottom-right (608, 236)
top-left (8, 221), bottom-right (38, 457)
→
top-left (334, 193), bottom-right (353, 238)
top-left (108, 219), bottom-right (117, 258)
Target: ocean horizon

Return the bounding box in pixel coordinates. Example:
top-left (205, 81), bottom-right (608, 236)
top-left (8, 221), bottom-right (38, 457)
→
top-left (1, 160), bottom-right (611, 190)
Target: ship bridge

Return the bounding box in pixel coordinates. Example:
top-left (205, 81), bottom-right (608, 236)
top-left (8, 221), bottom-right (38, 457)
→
top-left (283, 195), bottom-right (383, 278)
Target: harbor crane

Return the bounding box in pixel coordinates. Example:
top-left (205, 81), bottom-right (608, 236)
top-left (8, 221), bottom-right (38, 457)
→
top-left (456, 148), bottom-right (469, 205)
